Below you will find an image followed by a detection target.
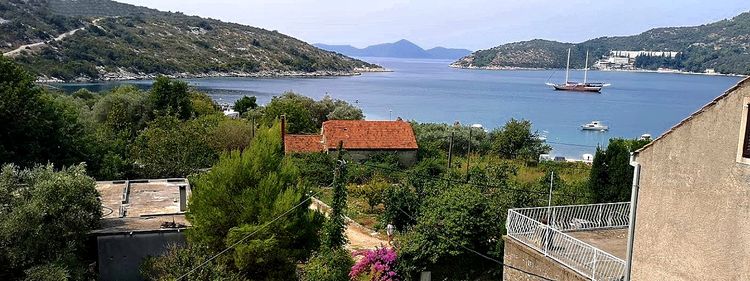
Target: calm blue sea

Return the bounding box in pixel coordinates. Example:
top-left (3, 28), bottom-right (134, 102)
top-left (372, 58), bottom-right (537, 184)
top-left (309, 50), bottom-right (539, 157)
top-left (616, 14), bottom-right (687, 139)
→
top-left (56, 57), bottom-right (744, 158)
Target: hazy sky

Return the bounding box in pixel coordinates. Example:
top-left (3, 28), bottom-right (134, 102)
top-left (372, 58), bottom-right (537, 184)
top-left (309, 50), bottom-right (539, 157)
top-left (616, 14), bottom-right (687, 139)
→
top-left (119, 0), bottom-right (748, 50)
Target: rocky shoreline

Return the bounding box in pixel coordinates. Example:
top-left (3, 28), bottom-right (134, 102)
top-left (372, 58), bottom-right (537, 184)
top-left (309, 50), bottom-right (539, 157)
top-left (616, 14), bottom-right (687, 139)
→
top-left (36, 66), bottom-right (391, 83)
top-left (448, 63), bottom-right (545, 71)
top-left (448, 63), bottom-right (747, 77)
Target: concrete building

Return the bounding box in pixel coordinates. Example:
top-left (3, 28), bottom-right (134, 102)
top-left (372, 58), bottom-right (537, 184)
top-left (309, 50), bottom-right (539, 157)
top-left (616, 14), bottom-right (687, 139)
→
top-left (629, 77), bottom-right (750, 280)
top-left (284, 120), bottom-right (419, 166)
top-left (92, 179), bottom-right (191, 281)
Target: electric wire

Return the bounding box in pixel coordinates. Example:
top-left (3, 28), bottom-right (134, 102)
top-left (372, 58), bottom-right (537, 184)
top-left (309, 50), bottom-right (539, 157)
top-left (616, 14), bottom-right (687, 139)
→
top-left (175, 190), bottom-right (320, 281)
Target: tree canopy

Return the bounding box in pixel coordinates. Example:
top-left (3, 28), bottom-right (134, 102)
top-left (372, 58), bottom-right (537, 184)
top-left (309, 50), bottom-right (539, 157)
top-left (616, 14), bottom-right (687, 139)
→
top-left (0, 164), bottom-right (101, 280)
top-left (588, 138), bottom-right (651, 203)
top-left (182, 122), bottom-right (323, 279)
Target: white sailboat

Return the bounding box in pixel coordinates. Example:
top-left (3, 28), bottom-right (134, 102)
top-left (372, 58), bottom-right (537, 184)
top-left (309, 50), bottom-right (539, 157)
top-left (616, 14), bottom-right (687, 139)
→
top-left (546, 49), bottom-right (610, 93)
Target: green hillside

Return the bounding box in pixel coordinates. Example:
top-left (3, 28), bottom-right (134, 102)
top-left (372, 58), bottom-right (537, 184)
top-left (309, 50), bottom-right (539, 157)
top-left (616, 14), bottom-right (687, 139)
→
top-left (453, 12), bottom-right (750, 75)
top-left (1, 0), bottom-right (382, 81)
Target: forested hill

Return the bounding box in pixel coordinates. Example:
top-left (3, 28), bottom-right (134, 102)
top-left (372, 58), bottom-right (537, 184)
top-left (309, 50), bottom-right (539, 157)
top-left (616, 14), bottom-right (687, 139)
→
top-left (453, 11), bottom-right (750, 75)
top-left (0, 0), bottom-right (383, 82)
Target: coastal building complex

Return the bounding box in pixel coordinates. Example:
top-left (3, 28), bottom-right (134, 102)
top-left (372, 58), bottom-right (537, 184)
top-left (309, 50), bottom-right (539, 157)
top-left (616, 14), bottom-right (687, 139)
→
top-left (503, 77), bottom-right (750, 280)
top-left (92, 179), bottom-right (191, 281)
top-left (284, 119), bottom-right (419, 166)
top-left (593, 50), bottom-right (680, 70)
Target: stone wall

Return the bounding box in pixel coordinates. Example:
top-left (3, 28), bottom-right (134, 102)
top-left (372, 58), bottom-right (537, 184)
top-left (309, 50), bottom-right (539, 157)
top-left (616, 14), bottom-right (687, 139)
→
top-left (502, 236), bottom-right (587, 281)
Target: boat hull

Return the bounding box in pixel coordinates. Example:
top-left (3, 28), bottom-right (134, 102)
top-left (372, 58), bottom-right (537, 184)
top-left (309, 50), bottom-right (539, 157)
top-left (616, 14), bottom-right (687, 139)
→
top-left (551, 84), bottom-right (602, 93)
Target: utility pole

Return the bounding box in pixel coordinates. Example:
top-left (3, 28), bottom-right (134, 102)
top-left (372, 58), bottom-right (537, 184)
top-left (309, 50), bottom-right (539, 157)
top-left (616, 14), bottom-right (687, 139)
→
top-left (447, 131), bottom-right (454, 170)
top-left (547, 171), bottom-right (554, 224)
top-left (465, 128), bottom-right (472, 182)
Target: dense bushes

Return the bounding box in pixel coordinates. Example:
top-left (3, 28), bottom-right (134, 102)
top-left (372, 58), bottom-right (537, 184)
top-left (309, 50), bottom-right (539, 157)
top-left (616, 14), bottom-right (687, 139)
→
top-left (0, 164), bottom-right (101, 280)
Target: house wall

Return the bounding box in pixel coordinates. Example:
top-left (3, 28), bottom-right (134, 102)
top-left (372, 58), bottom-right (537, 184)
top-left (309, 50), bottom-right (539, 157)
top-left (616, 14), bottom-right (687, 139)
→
top-left (502, 236), bottom-right (588, 281)
top-left (97, 231), bottom-right (187, 281)
top-left (632, 82), bottom-right (750, 280)
top-left (345, 150), bottom-right (417, 166)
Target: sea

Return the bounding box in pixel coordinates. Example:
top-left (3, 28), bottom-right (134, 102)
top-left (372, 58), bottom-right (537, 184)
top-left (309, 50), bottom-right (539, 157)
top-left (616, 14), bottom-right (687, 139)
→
top-left (55, 57), bottom-right (744, 158)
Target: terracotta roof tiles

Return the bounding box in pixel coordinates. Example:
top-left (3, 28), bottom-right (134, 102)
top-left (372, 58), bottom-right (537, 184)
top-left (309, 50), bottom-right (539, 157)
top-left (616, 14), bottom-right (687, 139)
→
top-left (321, 120), bottom-right (418, 150)
top-left (284, 134), bottom-right (324, 153)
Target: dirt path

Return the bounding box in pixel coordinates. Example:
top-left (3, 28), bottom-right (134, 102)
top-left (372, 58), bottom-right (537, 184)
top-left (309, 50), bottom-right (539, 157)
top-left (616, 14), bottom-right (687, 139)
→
top-left (3, 18), bottom-right (103, 57)
top-left (309, 197), bottom-right (388, 250)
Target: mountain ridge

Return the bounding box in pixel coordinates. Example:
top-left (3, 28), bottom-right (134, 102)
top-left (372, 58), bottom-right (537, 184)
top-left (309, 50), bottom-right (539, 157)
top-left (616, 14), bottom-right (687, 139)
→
top-left (0, 0), bottom-right (384, 82)
top-left (452, 11), bottom-right (750, 75)
top-left (315, 39), bottom-right (472, 60)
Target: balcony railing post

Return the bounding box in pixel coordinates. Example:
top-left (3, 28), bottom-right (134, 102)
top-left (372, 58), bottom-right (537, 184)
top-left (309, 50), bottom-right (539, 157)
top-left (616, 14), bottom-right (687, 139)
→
top-left (592, 249), bottom-right (598, 281)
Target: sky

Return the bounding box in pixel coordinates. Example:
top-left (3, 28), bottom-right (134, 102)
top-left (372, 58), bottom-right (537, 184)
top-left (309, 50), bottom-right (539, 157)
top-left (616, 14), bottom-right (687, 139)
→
top-left (118, 0), bottom-right (749, 50)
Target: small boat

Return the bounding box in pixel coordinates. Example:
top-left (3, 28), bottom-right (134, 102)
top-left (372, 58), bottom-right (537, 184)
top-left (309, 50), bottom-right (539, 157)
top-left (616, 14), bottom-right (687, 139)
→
top-left (581, 121), bottom-right (608, 131)
top-left (546, 49), bottom-right (610, 93)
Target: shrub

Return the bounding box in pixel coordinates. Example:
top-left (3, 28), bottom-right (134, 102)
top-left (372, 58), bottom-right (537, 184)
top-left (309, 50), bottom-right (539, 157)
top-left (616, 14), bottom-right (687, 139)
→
top-left (303, 249), bottom-right (354, 281)
top-left (350, 175), bottom-right (389, 211)
top-left (350, 247), bottom-right (400, 281)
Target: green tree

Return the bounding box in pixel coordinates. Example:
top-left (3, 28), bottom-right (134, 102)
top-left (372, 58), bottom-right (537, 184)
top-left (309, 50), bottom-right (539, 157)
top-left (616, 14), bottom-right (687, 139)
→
top-left (209, 118), bottom-right (254, 153)
top-left (0, 57), bottom-right (96, 169)
top-left (131, 115), bottom-right (218, 178)
top-left (262, 94), bottom-right (316, 134)
top-left (185, 122), bottom-right (323, 279)
top-left (321, 147), bottom-right (347, 249)
top-left (233, 96), bottom-right (257, 116)
top-left (149, 76), bottom-right (193, 120)
top-left (350, 175), bottom-right (389, 211)
top-left (398, 183), bottom-right (503, 280)
top-left (261, 93), bottom-right (363, 134)
top-left (92, 85), bottom-right (151, 138)
top-left (304, 144), bottom-right (353, 281)
top-left (302, 248), bottom-right (353, 281)
top-left (190, 92), bottom-right (219, 117)
top-left (0, 164), bottom-right (101, 280)
top-left (588, 138), bottom-right (650, 203)
top-left (489, 118), bottom-right (550, 162)
top-left (381, 182), bottom-right (419, 231)
top-left (140, 245), bottom-right (246, 281)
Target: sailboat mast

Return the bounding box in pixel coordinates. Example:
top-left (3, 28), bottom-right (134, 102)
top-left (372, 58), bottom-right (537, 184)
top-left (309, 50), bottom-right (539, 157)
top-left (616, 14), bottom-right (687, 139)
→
top-left (584, 50), bottom-right (589, 84)
top-left (565, 48), bottom-right (571, 83)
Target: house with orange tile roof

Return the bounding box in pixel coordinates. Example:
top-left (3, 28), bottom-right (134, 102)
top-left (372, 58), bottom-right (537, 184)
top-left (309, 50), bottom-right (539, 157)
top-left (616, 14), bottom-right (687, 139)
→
top-left (284, 119), bottom-right (419, 166)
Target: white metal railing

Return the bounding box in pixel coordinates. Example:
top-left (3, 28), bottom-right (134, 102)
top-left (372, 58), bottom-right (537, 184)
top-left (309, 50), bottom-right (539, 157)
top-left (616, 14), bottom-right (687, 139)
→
top-left (506, 202), bottom-right (630, 281)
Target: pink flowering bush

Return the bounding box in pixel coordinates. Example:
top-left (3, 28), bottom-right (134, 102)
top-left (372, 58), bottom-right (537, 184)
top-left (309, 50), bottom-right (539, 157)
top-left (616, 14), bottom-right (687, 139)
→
top-left (349, 247), bottom-right (400, 281)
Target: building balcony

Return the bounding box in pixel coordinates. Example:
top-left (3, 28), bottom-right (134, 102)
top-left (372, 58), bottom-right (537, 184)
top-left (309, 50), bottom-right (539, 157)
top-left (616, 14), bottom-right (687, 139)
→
top-left (505, 202), bottom-right (630, 281)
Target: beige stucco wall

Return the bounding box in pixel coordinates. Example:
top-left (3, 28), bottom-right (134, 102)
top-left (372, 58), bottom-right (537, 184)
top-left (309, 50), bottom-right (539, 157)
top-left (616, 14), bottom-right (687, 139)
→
top-left (503, 236), bottom-right (588, 281)
top-left (631, 80), bottom-right (750, 280)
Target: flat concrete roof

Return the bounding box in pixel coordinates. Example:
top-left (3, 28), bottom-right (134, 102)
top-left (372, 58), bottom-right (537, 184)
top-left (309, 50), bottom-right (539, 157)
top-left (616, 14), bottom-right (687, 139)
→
top-left (94, 179), bottom-right (191, 234)
top-left (568, 228), bottom-right (628, 260)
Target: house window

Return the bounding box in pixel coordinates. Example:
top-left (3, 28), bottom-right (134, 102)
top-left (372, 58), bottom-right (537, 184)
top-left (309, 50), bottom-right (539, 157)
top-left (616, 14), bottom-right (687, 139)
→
top-left (738, 98), bottom-right (750, 164)
top-left (744, 104), bottom-right (750, 159)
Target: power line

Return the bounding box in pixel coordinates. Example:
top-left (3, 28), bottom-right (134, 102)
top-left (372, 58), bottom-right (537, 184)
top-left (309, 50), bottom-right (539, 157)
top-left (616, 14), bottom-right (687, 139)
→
top-left (546, 141), bottom-right (600, 148)
top-left (176, 191), bottom-right (319, 280)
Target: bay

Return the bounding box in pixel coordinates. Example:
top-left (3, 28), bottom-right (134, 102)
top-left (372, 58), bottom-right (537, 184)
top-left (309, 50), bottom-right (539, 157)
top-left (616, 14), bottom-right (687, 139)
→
top-left (56, 57), bottom-right (744, 158)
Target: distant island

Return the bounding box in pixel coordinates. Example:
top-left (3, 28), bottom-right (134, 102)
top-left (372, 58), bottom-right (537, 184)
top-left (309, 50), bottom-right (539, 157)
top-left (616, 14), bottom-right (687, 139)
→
top-left (314, 39), bottom-right (472, 60)
top-left (452, 11), bottom-right (750, 75)
top-left (0, 0), bottom-right (385, 82)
